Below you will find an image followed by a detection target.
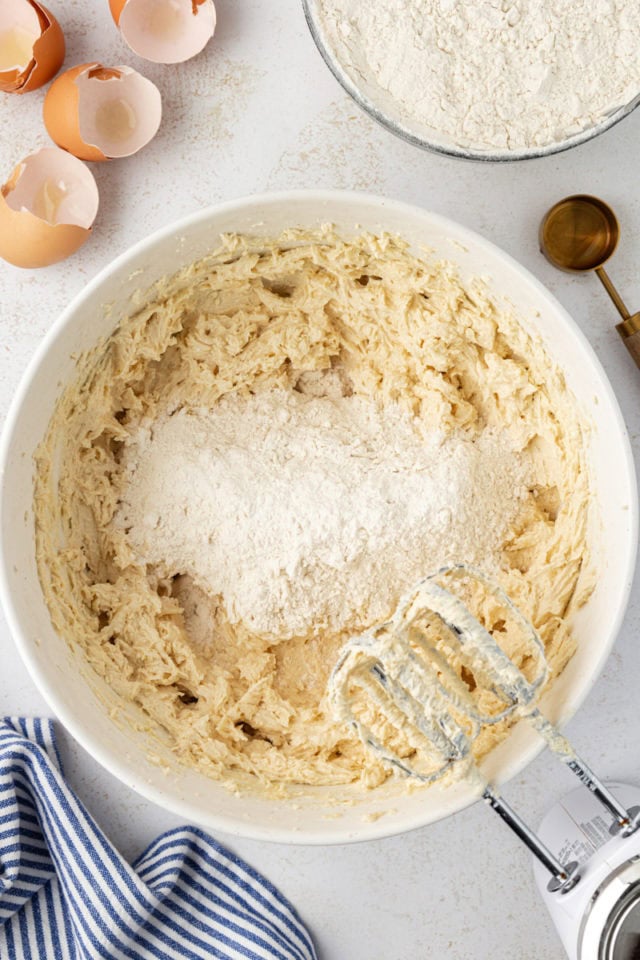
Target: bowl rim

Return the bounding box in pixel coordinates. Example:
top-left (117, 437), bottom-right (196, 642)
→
top-left (301, 0), bottom-right (640, 163)
top-left (0, 188), bottom-right (637, 844)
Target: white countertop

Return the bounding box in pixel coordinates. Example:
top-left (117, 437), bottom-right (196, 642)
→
top-left (1, 2), bottom-right (640, 957)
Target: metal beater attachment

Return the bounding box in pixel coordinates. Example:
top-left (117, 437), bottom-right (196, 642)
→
top-left (329, 566), bottom-right (640, 894)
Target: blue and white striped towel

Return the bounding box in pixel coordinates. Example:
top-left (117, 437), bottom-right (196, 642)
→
top-left (0, 718), bottom-right (318, 960)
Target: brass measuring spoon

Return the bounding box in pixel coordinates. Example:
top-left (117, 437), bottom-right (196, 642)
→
top-left (540, 195), bottom-right (640, 368)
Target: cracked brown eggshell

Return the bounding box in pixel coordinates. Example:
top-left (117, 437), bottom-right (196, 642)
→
top-left (0, 0), bottom-right (65, 94)
top-left (109, 0), bottom-right (216, 64)
top-left (43, 62), bottom-right (162, 162)
top-left (0, 146), bottom-right (99, 268)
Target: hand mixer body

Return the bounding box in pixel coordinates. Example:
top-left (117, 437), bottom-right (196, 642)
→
top-left (535, 783), bottom-right (640, 960)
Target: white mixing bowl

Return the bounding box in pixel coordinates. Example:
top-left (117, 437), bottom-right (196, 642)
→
top-left (0, 191), bottom-right (637, 843)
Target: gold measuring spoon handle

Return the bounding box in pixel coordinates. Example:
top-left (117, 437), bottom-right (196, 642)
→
top-left (594, 267), bottom-right (640, 368)
top-left (595, 266), bottom-right (630, 320)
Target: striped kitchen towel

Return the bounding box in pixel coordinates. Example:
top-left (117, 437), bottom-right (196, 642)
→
top-left (0, 718), bottom-right (318, 960)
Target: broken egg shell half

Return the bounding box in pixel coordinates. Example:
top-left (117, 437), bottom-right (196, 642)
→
top-left (0, 147), bottom-right (99, 268)
top-left (109, 0), bottom-right (216, 64)
top-left (43, 63), bottom-right (162, 162)
top-left (0, 0), bottom-right (65, 94)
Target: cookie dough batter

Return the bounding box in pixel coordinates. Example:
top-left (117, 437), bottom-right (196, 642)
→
top-left (34, 231), bottom-right (592, 793)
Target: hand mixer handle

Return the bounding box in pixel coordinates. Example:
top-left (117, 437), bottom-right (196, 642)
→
top-left (529, 710), bottom-right (639, 835)
top-left (484, 712), bottom-right (639, 892)
top-left (482, 787), bottom-right (580, 893)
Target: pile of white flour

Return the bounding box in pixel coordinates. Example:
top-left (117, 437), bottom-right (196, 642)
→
top-left (317, 0), bottom-right (640, 150)
top-left (115, 388), bottom-right (529, 638)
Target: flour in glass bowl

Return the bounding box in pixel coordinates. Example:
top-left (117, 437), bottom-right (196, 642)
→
top-left (316, 0), bottom-right (640, 151)
top-left (115, 382), bottom-right (530, 639)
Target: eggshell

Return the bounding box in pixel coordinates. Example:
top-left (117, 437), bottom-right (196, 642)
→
top-left (109, 0), bottom-right (209, 25)
top-left (0, 147), bottom-right (99, 268)
top-left (108, 0), bottom-right (126, 25)
top-left (110, 0), bottom-right (216, 64)
top-left (44, 62), bottom-right (162, 161)
top-left (0, 0), bottom-right (65, 94)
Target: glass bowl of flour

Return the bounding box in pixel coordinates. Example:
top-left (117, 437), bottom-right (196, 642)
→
top-left (303, 0), bottom-right (640, 161)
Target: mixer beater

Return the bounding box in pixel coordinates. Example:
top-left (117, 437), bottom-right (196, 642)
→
top-left (329, 566), bottom-right (640, 893)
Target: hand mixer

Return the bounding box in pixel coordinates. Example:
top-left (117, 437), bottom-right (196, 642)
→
top-left (329, 565), bottom-right (640, 895)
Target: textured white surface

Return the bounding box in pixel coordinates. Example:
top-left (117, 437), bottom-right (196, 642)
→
top-left (0, 1), bottom-right (639, 958)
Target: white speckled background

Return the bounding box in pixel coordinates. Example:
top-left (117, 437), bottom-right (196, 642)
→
top-left (1, 2), bottom-right (640, 957)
